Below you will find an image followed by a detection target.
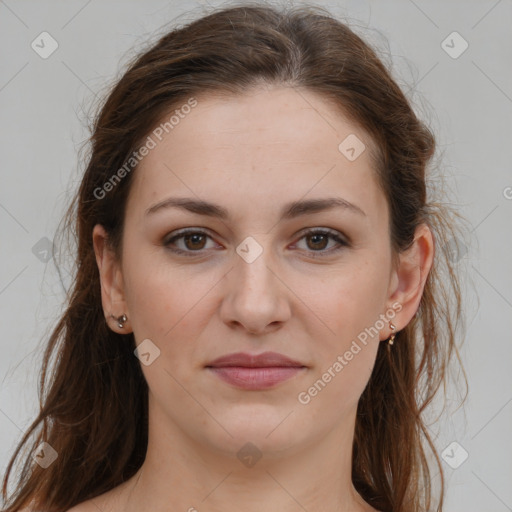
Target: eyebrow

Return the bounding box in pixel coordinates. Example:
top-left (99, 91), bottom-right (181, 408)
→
top-left (145, 197), bottom-right (366, 220)
top-left (145, 196), bottom-right (366, 220)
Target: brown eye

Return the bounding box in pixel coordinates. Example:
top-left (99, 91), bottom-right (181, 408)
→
top-left (294, 229), bottom-right (349, 258)
top-left (306, 232), bottom-right (330, 250)
top-left (182, 233), bottom-right (207, 250)
top-left (164, 229), bottom-right (218, 256)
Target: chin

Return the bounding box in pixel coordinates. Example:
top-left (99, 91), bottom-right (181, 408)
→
top-left (207, 411), bottom-right (305, 454)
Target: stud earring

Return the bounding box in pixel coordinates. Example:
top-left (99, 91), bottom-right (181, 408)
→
top-left (110, 313), bottom-right (128, 329)
top-left (387, 322), bottom-right (396, 346)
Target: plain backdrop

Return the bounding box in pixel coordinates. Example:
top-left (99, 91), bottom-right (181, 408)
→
top-left (1, 0), bottom-right (511, 510)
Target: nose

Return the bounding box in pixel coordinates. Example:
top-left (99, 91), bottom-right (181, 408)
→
top-left (220, 243), bottom-right (291, 335)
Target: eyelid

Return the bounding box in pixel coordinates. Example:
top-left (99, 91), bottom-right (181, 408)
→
top-left (295, 226), bottom-right (349, 244)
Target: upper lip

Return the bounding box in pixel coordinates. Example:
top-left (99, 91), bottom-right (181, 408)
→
top-left (206, 351), bottom-right (306, 368)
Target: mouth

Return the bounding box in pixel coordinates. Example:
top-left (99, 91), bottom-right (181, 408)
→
top-left (205, 351), bottom-right (307, 390)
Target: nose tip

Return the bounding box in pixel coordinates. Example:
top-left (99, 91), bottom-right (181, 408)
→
top-left (220, 251), bottom-right (292, 335)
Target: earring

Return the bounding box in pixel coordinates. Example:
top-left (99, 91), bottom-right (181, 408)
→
top-left (110, 313), bottom-right (128, 328)
top-left (387, 323), bottom-right (396, 345)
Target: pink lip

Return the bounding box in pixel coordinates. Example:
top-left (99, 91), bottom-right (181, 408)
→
top-left (206, 351), bottom-right (307, 390)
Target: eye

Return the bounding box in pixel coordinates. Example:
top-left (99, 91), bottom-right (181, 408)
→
top-left (163, 229), bottom-right (219, 256)
top-left (293, 228), bottom-right (349, 258)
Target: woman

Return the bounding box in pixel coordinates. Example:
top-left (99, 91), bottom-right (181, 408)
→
top-left (1, 3), bottom-right (467, 512)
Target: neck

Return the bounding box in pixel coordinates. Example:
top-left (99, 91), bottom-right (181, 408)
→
top-left (112, 398), bottom-right (374, 512)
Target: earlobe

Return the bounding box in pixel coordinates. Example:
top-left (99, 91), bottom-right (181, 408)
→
top-left (385, 223), bottom-right (434, 335)
top-left (92, 224), bottom-right (131, 333)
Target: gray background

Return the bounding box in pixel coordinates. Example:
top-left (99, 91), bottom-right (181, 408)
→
top-left (1, 0), bottom-right (511, 510)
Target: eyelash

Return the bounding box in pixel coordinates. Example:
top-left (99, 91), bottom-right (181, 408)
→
top-left (163, 228), bottom-right (349, 259)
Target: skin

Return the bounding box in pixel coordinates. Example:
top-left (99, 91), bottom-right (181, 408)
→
top-left (80, 85), bottom-right (433, 512)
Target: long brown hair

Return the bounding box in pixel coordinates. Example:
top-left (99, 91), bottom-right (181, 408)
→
top-left (2, 3), bottom-right (468, 511)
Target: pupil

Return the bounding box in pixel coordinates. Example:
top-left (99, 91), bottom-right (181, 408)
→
top-left (186, 234), bottom-right (205, 249)
top-left (309, 234), bottom-right (327, 250)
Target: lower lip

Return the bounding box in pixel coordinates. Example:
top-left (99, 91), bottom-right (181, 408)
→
top-left (207, 366), bottom-right (305, 390)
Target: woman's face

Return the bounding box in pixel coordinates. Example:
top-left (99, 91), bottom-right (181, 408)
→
top-left (96, 85), bottom-right (408, 457)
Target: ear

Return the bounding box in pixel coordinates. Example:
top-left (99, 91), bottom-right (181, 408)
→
top-left (92, 224), bottom-right (131, 334)
top-left (383, 223), bottom-right (434, 338)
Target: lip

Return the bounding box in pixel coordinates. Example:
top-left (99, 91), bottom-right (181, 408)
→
top-left (205, 351), bottom-right (307, 390)
top-left (207, 351), bottom-right (305, 368)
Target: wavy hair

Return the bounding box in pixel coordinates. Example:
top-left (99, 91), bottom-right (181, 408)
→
top-left (2, 3), bottom-right (468, 511)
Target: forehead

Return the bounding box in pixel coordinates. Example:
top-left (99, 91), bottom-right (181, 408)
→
top-left (127, 86), bottom-right (385, 223)
top-left (154, 86), bottom-right (378, 163)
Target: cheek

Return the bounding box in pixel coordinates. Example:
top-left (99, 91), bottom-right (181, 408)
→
top-left (122, 245), bottom-right (219, 346)
top-left (311, 260), bottom-right (389, 340)
top-left (299, 268), bottom-right (386, 409)
top-left (298, 259), bottom-right (388, 401)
